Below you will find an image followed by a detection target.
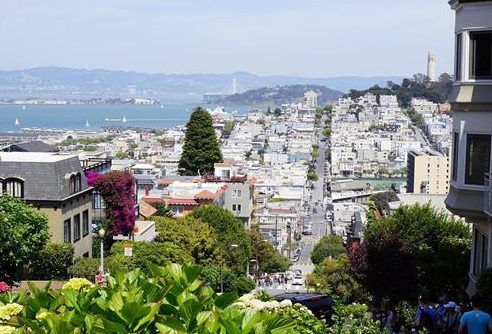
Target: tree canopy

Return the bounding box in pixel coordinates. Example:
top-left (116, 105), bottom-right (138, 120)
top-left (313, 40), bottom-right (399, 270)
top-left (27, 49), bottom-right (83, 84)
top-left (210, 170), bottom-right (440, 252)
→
top-left (351, 204), bottom-right (471, 302)
top-left (247, 226), bottom-right (290, 274)
top-left (179, 107), bottom-right (223, 176)
top-left (0, 194), bottom-right (50, 277)
top-left (311, 235), bottom-right (346, 265)
top-left (191, 206), bottom-right (251, 274)
top-left (154, 216), bottom-right (220, 265)
top-left (345, 73), bottom-right (453, 108)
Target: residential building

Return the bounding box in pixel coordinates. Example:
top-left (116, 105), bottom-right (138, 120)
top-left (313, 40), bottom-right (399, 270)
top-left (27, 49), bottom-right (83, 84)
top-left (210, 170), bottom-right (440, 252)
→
top-left (406, 149), bottom-right (450, 195)
top-left (0, 152), bottom-right (93, 257)
top-left (446, 0), bottom-right (492, 294)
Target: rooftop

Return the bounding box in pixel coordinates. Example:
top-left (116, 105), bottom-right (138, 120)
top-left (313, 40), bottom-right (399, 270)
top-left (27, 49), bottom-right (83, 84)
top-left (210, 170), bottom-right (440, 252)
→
top-left (0, 152), bottom-right (77, 163)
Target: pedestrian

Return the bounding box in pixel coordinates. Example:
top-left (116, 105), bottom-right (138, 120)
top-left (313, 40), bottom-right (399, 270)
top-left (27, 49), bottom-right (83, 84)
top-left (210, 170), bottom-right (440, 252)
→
top-left (442, 301), bottom-right (461, 334)
top-left (415, 296), bottom-right (443, 334)
top-left (458, 295), bottom-right (492, 334)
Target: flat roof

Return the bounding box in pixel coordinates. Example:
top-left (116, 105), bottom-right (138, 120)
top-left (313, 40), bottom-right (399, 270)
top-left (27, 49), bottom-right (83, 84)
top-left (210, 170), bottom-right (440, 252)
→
top-left (0, 152), bottom-right (76, 163)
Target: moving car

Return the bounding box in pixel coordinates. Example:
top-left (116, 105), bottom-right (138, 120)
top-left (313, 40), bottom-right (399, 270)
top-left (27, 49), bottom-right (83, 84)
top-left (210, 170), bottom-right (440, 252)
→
top-left (292, 275), bottom-right (304, 285)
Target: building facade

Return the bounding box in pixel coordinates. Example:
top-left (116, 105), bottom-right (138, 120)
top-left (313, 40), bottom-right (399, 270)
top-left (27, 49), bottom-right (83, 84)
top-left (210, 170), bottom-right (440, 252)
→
top-left (406, 149), bottom-right (450, 195)
top-left (446, 0), bottom-right (492, 294)
top-left (0, 152), bottom-right (93, 257)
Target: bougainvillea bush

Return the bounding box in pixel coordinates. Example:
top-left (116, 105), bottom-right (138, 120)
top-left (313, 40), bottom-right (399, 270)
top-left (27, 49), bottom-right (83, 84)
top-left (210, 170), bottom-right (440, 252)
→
top-left (87, 171), bottom-right (136, 235)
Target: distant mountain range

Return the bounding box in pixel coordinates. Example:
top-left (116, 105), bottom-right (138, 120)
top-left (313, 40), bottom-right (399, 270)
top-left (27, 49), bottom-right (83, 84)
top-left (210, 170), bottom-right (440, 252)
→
top-left (0, 67), bottom-right (403, 103)
top-left (217, 85), bottom-right (343, 106)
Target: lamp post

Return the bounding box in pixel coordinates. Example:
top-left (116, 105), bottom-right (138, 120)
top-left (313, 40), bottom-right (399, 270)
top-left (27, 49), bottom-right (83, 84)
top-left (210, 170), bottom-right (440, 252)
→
top-left (98, 228), bottom-right (105, 273)
top-left (220, 244), bottom-right (238, 293)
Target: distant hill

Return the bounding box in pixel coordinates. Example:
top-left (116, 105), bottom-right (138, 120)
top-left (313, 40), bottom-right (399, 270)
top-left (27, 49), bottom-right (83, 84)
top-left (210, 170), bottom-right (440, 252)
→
top-left (0, 67), bottom-right (404, 102)
top-left (217, 85), bottom-right (343, 106)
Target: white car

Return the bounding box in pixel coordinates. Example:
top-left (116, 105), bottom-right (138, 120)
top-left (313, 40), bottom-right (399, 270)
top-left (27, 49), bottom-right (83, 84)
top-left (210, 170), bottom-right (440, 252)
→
top-left (292, 275), bottom-right (304, 286)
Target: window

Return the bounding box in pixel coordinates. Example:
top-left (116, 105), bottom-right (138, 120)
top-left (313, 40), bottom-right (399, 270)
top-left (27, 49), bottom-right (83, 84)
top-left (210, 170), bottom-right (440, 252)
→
top-left (232, 204), bottom-right (237, 211)
top-left (63, 219), bottom-right (71, 243)
top-left (237, 190), bottom-right (242, 198)
top-left (473, 229), bottom-right (489, 276)
top-left (172, 206), bottom-right (183, 215)
top-left (232, 190), bottom-right (237, 198)
top-left (69, 173), bottom-right (82, 194)
top-left (5, 178), bottom-right (24, 198)
top-left (469, 31), bottom-right (492, 80)
top-left (237, 204), bottom-right (242, 212)
top-left (465, 134), bottom-right (491, 185)
top-left (456, 33), bottom-right (462, 81)
top-left (82, 210), bottom-right (89, 236)
top-left (452, 132), bottom-right (459, 181)
top-left (73, 214), bottom-right (81, 242)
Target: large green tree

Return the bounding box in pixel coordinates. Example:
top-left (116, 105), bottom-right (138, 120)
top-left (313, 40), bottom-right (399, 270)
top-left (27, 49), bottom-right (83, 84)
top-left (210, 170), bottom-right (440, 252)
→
top-left (154, 216), bottom-right (220, 265)
top-left (247, 226), bottom-right (290, 274)
top-left (311, 235), bottom-right (346, 265)
top-left (0, 194), bottom-right (50, 277)
top-left (352, 204), bottom-right (471, 302)
top-left (179, 107), bottom-right (223, 175)
top-left (191, 206), bottom-right (251, 274)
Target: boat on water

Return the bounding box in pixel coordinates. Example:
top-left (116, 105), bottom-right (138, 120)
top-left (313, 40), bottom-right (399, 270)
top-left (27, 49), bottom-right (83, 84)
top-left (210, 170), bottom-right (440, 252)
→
top-left (85, 120), bottom-right (90, 127)
top-left (122, 117), bottom-right (127, 123)
top-left (14, 118), bottom-right (20, 125)
top-left (21, 106), bottom-right (26, 110)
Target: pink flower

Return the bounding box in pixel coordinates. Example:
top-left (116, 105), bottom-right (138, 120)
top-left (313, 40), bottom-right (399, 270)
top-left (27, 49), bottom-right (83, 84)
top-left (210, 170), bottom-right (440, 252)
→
top-left (0, 282), bottom-right (10, 293)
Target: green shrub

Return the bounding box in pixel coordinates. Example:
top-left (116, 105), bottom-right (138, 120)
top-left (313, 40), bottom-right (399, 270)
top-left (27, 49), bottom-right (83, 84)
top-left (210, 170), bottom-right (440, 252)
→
top-left (476, 269), bottom-right (492, 314)
top-left (69, 257), bottom-right (99, 279)
top-left (28, 243), bottom-right (74, 280)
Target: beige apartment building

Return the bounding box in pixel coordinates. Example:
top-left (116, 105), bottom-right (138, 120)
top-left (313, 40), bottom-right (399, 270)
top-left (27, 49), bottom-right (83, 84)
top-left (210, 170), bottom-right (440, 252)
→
top-left (0, 152), bottom-right (93, 258)
top-left (406, 149), bottom-right (450, 195)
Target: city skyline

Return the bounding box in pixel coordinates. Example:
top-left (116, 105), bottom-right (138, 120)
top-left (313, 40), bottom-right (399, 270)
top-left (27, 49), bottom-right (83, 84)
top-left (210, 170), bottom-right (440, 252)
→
top-left (1, 0), bottom-right (454, 77)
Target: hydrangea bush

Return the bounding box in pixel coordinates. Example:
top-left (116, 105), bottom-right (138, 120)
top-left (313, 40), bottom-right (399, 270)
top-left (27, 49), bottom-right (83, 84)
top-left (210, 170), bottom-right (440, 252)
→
top-left (235, 292), bottom-right (327, 334)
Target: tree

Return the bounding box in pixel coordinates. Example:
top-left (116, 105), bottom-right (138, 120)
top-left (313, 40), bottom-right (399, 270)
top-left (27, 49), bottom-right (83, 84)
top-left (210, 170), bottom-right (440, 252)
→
top-left (247, 226), bottom-right (290, 274)
top-left (311, 235), bottom-right (346, 265)
top-left (353, 204), bottom-right (471, 302)
top-left (109, 241), bottom-right (193, 273)
top-left (307, 171), bottom-right (319, 181)
top-left (150, 202), bottom-right (173, 217)
top-left (179, 107), bottom-right (223, 175)
top-left (274, 108), bottom-right (282, 117)
top-left (307, 255), bottom-right (369, 304)
top-left (222, 121), bottom-right (234, 138)
top-left (0, 194), bottom-right (50, 277)
top-left (114, 151), bottom-right (129, 159)
top-left (154, 216), bottom-right (220, 265)
top-left (191, 206), bottom-right (251, 274)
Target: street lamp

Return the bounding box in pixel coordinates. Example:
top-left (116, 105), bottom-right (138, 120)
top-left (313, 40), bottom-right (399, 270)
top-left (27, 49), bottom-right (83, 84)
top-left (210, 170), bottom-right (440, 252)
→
top-left (98, 228), bottom-right (105, 274)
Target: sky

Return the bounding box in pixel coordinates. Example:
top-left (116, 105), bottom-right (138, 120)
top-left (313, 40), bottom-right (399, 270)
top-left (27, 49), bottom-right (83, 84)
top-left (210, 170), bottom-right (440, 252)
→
top-left (0, 0), bottom-right (455, 77)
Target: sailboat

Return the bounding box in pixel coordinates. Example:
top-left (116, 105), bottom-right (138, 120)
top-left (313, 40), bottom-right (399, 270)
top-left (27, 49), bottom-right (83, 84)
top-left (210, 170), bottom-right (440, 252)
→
top-left (85, 120), bottom-right (90, 127)
top-left (122, 116), bottom-right (127, 123)
top-left (21, 105), bottom-right (26, 110)
top-left (14, 118), bottom-right (20, 126)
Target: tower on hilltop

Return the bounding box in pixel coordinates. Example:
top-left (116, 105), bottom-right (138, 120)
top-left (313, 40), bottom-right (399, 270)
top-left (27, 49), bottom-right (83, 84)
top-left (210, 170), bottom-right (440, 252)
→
top-left (427, 52), bottom-right (437, 82)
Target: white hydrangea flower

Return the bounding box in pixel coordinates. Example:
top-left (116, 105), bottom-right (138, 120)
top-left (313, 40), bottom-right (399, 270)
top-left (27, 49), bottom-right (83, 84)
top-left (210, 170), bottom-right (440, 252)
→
top-left (0, 303), bottom-right (23, 321)
top-left (280, 299), bottom-right (292, 308)
top-left (0, 325), bottom-right (16, 334)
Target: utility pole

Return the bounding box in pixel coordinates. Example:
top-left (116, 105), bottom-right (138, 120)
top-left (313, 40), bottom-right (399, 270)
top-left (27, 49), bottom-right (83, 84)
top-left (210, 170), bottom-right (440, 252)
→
top-left (287, 222), bottom-right (292, 259)
top-left (275, 214), bottom-right (278, 251)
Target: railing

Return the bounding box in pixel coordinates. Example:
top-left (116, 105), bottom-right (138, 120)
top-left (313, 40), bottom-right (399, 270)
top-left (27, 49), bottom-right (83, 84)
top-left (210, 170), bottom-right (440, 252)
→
top-left (484, 173), bottom-right (492, 215)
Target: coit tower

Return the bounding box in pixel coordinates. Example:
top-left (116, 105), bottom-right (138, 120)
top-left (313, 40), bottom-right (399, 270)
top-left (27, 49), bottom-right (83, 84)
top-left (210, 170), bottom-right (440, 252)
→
top-left (427, 52), bottom-right (437, 82)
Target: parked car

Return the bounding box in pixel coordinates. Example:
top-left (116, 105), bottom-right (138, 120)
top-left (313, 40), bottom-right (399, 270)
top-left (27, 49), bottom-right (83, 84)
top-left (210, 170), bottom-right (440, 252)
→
top-left (275, 293), bottom-right (334, 320)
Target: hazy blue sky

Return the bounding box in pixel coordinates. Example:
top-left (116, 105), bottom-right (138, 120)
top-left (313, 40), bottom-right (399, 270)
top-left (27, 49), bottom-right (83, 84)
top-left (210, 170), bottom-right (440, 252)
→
top-left (0, 0), bottom-right (454, 77)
